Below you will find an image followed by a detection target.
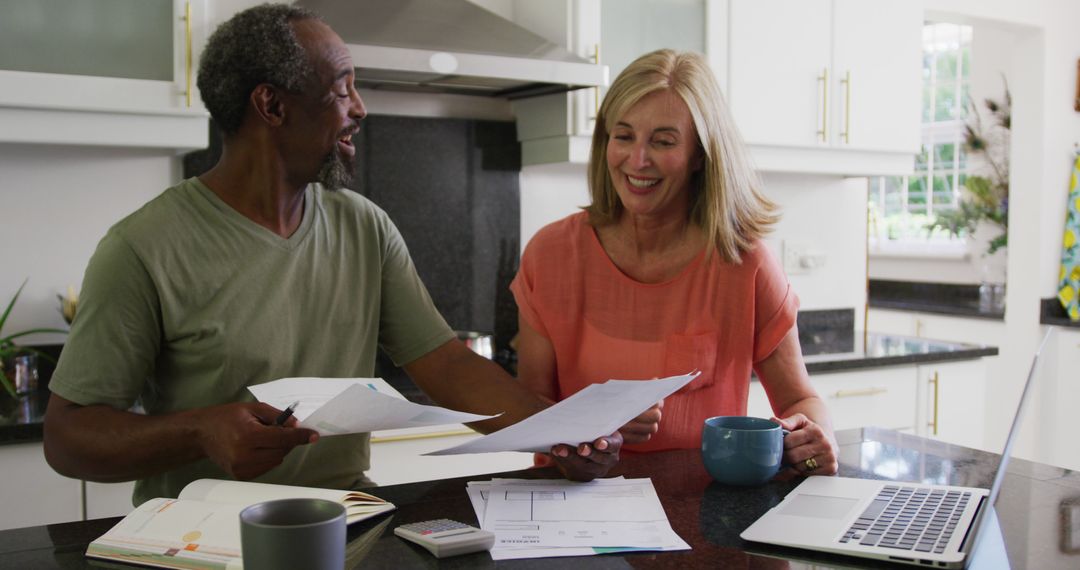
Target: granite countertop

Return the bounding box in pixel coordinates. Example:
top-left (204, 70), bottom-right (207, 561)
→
top-left (868, 279), bottom-right (1005, 320)
top-left (0, 333), bottom-right (998, 447)
top-left (3, 427), bottom-right (1078, 569)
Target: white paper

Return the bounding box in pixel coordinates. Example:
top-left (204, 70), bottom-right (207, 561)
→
top-left (465, 478), bottom-right (689, 560)
top-left (427, 371), bottom-right (699, 455)
top-left (247, 377), bottom-right (498, 436)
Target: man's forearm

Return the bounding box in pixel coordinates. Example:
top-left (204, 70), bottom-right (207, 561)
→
top-left (43, 394), bottom-right (207, 482)
top-left (405, 340), bottom-right (547, 433)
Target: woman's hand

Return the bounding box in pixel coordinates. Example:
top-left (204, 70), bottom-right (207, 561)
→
top-left (773, 413), bottom-right (838, 477)
top-left (619, 400), bottom-right (664, 444)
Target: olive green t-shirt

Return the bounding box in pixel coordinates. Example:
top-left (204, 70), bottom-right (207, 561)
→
top-left (49, 178), bottom-right (455, 505)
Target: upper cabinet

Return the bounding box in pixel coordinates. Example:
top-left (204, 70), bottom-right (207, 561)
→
top-left (516, 0), bottom-right (923, 176)
top-left (726, 0), bottom-right (923, 175)
top-left (0, 0), bottom-right (209, 152)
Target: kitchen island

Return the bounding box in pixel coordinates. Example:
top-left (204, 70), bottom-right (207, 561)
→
top-left (1, 427), bottom-right (1077, 569)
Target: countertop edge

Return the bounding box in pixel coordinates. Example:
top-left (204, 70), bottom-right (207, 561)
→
top-left (804, 345), bottom-right (999, 373)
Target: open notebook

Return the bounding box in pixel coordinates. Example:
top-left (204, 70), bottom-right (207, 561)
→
top-left (86, 479), bottom-right (395, 570)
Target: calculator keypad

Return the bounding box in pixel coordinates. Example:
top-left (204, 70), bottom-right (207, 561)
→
top-left (400, 519), bottom-right (472, 535)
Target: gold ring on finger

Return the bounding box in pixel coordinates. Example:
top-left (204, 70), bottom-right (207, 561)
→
top-left (804, 457), bottom-right (819, 472)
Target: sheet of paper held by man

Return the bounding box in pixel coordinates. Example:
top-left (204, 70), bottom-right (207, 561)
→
top-left (467, 478), bottom-right (689, 559)
top-left (247, 377), bottom-right (498, 436)
top-left (426, 371), bottom-right (699, 455)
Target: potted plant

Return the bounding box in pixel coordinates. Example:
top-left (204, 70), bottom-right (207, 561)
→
top-left (0, 280), bottom-right (69, 403)
top-left (926, 82), bottom-right (1011, 310)
top-left (927, 82), bottom-right (1011, 254)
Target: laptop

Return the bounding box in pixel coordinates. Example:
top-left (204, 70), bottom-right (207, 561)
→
top-left (741, 330), bottom-right (1054, 568)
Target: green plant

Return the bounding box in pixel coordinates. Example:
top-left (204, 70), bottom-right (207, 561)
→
top-left (927, 81), bottom-right (1011, 254)
top-left (0, 280), bottom-right (68, 399)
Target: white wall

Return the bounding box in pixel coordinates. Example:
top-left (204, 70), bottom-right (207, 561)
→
top-left (761, 173), bottom-right (868, 322)
top-left (0, 145), bottom-right (177, 343)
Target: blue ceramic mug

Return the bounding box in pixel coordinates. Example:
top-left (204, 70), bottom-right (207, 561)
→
top-left (701, 416), bottom-right (787, 485)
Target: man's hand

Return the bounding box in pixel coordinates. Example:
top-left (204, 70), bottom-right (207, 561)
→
top-left (549, 431), bottom-right (623, 482)
top-left (619, 400), bottom-right (663, 444)
top-left (194, 402), bottom-right (319, 480)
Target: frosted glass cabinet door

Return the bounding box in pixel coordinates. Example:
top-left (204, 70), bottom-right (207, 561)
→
top-left (601, 0), bottom-right (705, 83)
top-left (0, 0), bottom-right (209, 149)
top-left (0, 0), bottom-right (174, 82)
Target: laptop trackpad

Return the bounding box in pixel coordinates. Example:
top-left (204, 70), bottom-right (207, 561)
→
top-left (778, 494), bottom-right (859, 519)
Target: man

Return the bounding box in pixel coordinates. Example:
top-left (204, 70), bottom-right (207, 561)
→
top-left (43, 4), bottom-right (627, 506)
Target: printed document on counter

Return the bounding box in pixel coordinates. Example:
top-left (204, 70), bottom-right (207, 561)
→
top-left (248, 377), bottom-right (498, 436)
top-left (427, 371), bottom-right (699, 455)
top-left (466, 477), bottom-right (689, 560)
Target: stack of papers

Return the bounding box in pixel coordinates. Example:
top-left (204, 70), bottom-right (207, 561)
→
top-left (248, 377), bottom-right (499, 436)
top-left (466, 477), bottom-right (690, 560)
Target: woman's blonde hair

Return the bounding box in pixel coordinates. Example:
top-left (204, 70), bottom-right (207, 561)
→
top-left (585, 49), bottom-right (778, 264)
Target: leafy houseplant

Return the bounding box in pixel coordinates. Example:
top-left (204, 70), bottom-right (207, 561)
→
top-left (927, 83), bottom-right (1011, 254)
top-left (0, 280), bottom-right (68, 400)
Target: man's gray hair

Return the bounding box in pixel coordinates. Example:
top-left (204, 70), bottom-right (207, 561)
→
top-left (197, 3), bottom-right (320, 135)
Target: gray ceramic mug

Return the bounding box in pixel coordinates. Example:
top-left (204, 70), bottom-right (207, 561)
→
top-left (701, 416), bottom-right (787, 485)
top-left (239, 498), bottom-right (346, 570)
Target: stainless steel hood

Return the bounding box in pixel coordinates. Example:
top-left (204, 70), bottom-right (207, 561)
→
top-left (297, 0), bottom-right (607, 99)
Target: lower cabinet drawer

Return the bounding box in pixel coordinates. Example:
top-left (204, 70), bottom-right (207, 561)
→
top-left (749, 367), bottom-right (916, 431)
top-left (814, 367), bottom-right (916, 431)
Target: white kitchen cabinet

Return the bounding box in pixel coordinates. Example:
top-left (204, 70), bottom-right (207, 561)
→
top-left (0, 0), bottom-right (209, 151)
top-left (85, 481), bottom-right (137, 520)
top-left (915, 360), bottom-right (987, 450)
top-left (367, 425), bottom-right (532, 486)
top-left (1040, 327), bottom-right (1080, 472)
top-left (0, 442), bottom-right (81, 530)
top-left (750, 358), bottom-right (988, 450)
top-left (726, 0), bottom-right (922, 175)
top-left (749, 366), bottom-right (918, 432)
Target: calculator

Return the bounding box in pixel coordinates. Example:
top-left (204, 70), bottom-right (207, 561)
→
top-left (393, 519), bottom-right (495, 558)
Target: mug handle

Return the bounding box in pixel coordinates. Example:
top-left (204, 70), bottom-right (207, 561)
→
top-left (779, 429), bottom-right (792, 470)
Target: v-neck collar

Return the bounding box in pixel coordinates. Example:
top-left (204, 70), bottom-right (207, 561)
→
top-left (189, 177), bottom-right (316, 251)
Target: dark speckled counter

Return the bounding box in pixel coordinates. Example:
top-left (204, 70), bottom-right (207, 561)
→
top-left (1, 427), bottom-right (1076, 569)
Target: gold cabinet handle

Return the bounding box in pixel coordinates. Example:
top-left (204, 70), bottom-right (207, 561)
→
top-left (833, 387), bottom-right (887, 398)
top-left (928, 372), bottom-right (940, 435)
top-left (817, 67), bottom-right (829, 142)
top-left (183, 1), bottom-right (192, 107)
top-left (841, 70), bottom-right (851, 143)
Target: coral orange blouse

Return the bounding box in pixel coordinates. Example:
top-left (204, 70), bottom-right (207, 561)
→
top-left (511, 212), bottom-right (798, 452)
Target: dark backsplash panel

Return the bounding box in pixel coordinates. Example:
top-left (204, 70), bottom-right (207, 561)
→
top-left (797, 308), bottom-right (855, 355)
top-left (183, 116), bottom-right (522, 384)
top-left (349, 116), bottom-right (521, 348)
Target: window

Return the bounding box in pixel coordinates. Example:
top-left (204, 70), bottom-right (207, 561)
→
top-left (868, 22), bottom-right (971, 249)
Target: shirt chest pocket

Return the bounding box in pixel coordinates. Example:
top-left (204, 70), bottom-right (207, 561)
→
top-left (664, 331), bottom-right (718, 394)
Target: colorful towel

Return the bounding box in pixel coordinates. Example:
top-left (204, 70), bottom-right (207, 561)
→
top-left (1058, 155), bottom-right (1080, 320)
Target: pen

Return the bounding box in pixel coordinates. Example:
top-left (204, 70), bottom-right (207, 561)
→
top-left (273, 400), bottom-right (300, 426)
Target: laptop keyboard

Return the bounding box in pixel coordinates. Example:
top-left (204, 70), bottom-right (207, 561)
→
top-left (839, 485), bottom-right (971, 554)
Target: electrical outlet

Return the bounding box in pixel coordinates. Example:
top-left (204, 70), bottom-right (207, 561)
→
top-left (783, 241), bottom-right (809, 274)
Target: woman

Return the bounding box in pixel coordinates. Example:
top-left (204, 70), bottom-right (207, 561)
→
top-left (512, 49), bottom-right (838, 476)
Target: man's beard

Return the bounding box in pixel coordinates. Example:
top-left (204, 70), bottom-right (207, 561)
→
top-left (315, 147), bottom-right (354, 190)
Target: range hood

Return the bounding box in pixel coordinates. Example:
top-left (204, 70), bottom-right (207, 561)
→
top-left (297, 0), bottom-right (607, 99)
